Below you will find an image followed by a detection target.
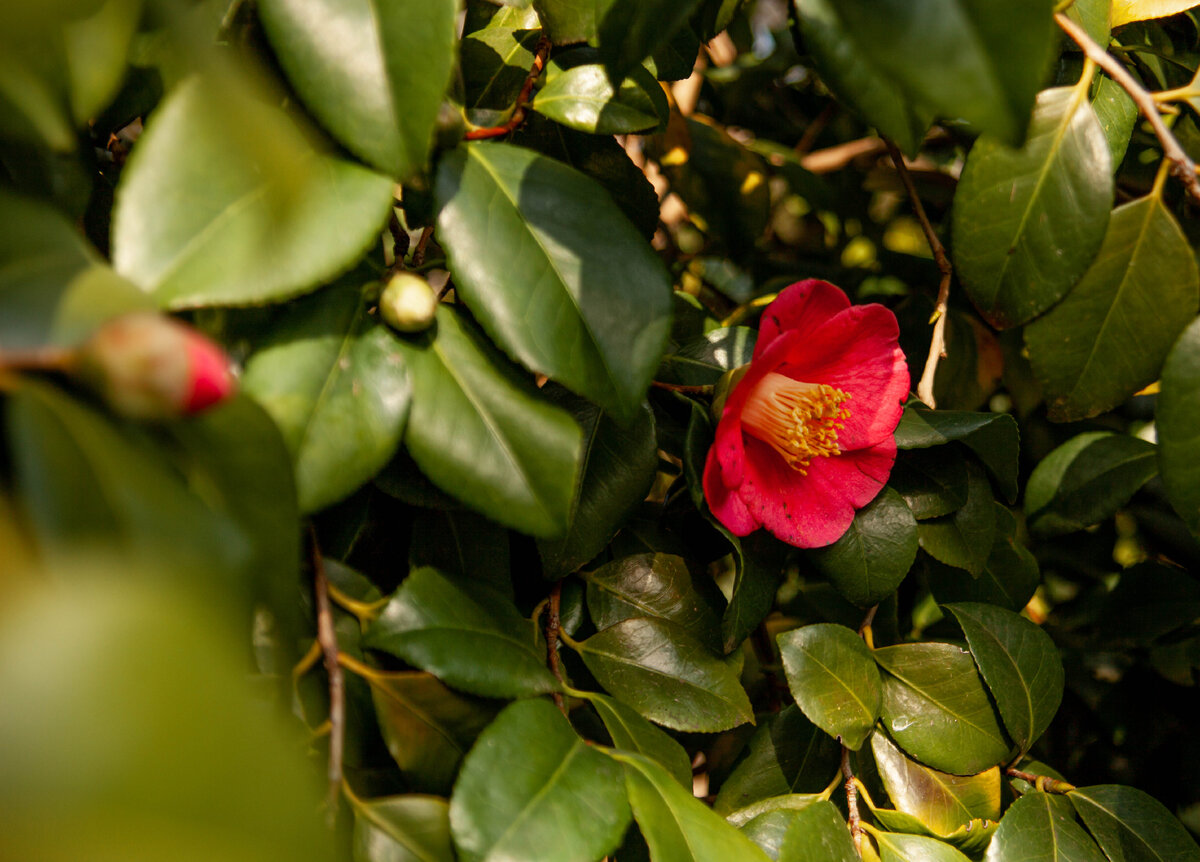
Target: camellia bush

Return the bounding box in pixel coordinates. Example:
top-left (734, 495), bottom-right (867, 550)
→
top-left (9, 0), bottom-right (1200, 859)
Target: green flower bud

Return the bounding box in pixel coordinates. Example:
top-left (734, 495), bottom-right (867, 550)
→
top-left (379, 272), bottom-right (438, 333)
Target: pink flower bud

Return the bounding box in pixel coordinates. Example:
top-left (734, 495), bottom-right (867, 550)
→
top-left (76, 313), bottom-right (236, 420)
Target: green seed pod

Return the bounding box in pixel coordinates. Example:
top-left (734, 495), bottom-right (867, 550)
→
top-left (379, 272), bottom-right (438, 333)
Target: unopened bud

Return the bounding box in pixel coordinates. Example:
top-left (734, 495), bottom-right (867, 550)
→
top-left (379, 272), bottom-right (437, 333)
top-left (76, 313), bottom-right (236, 420)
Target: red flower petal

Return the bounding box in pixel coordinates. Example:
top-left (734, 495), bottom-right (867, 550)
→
top-left (703, 445), bottom-right (760, 535)
top-left (754, 279), bottom-right (850, 357)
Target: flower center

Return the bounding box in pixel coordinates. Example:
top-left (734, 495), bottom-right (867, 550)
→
top-left (740, 372), bottom-right (852, 474)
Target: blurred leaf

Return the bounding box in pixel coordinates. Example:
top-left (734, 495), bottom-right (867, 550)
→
top-left (924, 505), bottom-right (1040, 612)
top-left (435, 141), bottom-right (672, 422)
top-left (364, 566), bottom-right (559, 698)
top-left (916, 462), bottom-right (996, 576)
top-left (1025, 432), bottom-right (1157, 536)
top-left (777, 800), bottom-right (858, 862)
top-left (1070, 784), bottom-right (1200, 862)
top-left (258, 0), bottom-right (457, 179)
top-left (658, 327), bottom-right (758, 386)
top-left (348, 793), bottom-right (455, 862)
top-left (895, 407), bottom-right (1019, 503)
top-left (63, 0), bottom-right (140, 124)
top-left (953, 86), bottom-right (1112, 329)
top-left (112, 76), bottom-right (394, 307)
top-left (1112, 0), bottom-right (1200, 26)
top-left (778, 623), bottom-right (881, 750)
top-left (393, 306), bottom-right (583, 538)
top-left (874, 642), bottom-right (1011, 774)
top-left (1099, 562), bottom-right (1200, 643)
top-left (582, 690), bottom-right (694, 789)
top-left (595, 0), bottom-right (702, 83)
top-left (1157, 317), bottom-right (1200, 532)
top-left (450, 699), bottom-right (631, 862)
top-left (533, 50), bottom-right (667, 134)
top-left (987, 792), bottom-right (1107, 862)
top-left (889, 449), bottom-right (969, 520)
top-left (809, 487), bottom-right (918, 608)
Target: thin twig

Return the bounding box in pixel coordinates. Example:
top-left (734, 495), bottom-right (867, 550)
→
top-left (842, 747), bottom-right (863, 853)
top-left (884, 138), bottom-right (953, 408)
top-left (0, 346), bottom-right (76, 374)
top-left (651, 380), bottom-right (715, 395)
top-left (1006, 767), bottom-right (1076, 794)
top-left (545, 581), bottom-right (567, 714)
top-left (464, 35), bottom-right (551, 140)
top-left (796, 102), bottom-right (838, 156)
top-left (309, 526), bottom-right (344, 827)
top-left (1056, 12), bottom-right (1200, 203)
top-left (412, 226), bottom-right (435, 268)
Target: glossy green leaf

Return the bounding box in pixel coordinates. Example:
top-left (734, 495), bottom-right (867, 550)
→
top-left (349, 793), bottom-right (455, 862)
top-left (874, 642), bottom-right (1011, 774)
top-left (1070, 784), bottom-right (1200, 862)
top-left (871, 732), bottom-right (1000, 837)
top-left (575, 616), bottom-right (753, 732)
top-left (829, 0), bottom-right (1054, 146)
top-left (777, 623), bottom-right (881, 750)
top-left (739, 807), bottom-right (806, 859)
top-left (532, 0), bottom-right (608, 44)
top-left (1026, 196), bottom-right (1199, 420)
top-left (450, 699), bottom-right (631, 862)
top-left (726, 795), bottom-right (822, 829)
top-left (241, 278), bottom-right (411, 513)
top-left (777, 800), bottom-right (858, 862)
top-left (533, 51), bottom-right (667, 134)
top-left (393, 306), bottom-right (583, 538)
top-left (925, 505), bottom-right (1040, 612)
top-left (1025, 432), bottom-right (1157, 536)
top-left (658, 327), bottom-right (757, 386)
top-left (809, 487), bottom-right (918, 608)
top-left (875, 831), bottom-right (973, 862)
top-left (595, 0), bottom-right (703, 84)
top-left (916, 461), bottom-right (996, 576)
top-left (615, 751), bottom-right (772, 862)
top-left (895, 407), bottom-right (1020, 503)
top-left (986, 792), bottom-right (1107, 862)
top-left (363, 566), bottom-right (559, 699)
top-left (111, 76), bottom-right (394, 307)
top-left (721, 529), bottom-right (787, 652)
top-left (462, 25), bottom-right (539, 118)
top-left (869, 809), bottom-right (998, 856)
top-left (258, 0), bottom-right (457, 178)
top-left (409, 509), bottom-right (512, 598)
top-left (1158, 317), bottom-right (1200, 532)
top-left (435, 142), bottom-right (672, 422)
top-left (586, 552), bottom-right (723, 652)
top-left (538, 393), bottom-right (658, 578)
top-left (888, 449), bottom-right (969, 521)
top-left (714, 705), bottom-right (841, 815)
top-left (953, 86), bottom-right (1113, 329)
top-left (582, 691), bottom-right (693, 789)
top-left (1093, 75), bottom-right (1136, 170)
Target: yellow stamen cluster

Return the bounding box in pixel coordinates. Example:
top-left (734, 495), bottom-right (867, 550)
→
top-left (740, 372), bottom-right (852, 474)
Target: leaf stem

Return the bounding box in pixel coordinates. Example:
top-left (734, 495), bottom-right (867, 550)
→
top-left (463, 35), bottom-right (551, 141)
top-left (309, 526), bottom-right (345, 827)
top-left (650, 380), bottom-right (715, 395)
top-left (326, 581), bottom-right (390, 622)
top-left (545, 581), bottom-right (567, 715)
top-left (1006, 767), bottom-right (1076, 794)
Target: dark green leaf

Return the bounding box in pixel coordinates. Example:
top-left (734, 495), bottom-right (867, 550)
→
top-left (889, 449), bottom-right (969, 520)
top-left (647, 24), bottom-right (700, 81)
top-left (894, 408), bottom-right (1019, 503)
top-left (1157, 317), bottom-right (1200, 532)
top-left (1099, 562), bottom-right (1200, 643)
top-left (657, 327), bottom-right (758, 386)
top-left (462, 26), bottom-right (539, 115)
top-left (450, 699), bottom-right (630, 862)
top-left (809, 487), bottom-right (918, 608)
top-left (111, 76), bottom-right (394, 307)
top-left (925, 505), bottom-right (1040, 612)
top-left (596, 0), bottom-right (702, 83)
top-left (575, 616), bottom-right (753, 732)
top-left (777, 623), bottom-right (881, 750)
top-left (1070, 784), bottom-right (1200, 862)
top-left (533, 50), bottom-right (668, 134)
top-left (435, 142), bottom-right (672, 422)
top-left (988, 792), bottom-right (1107, 862)
top-left (363, 566), bottom-right (559, 698)
top-left (349, 793), bottom-right (455, 862)
top-left (409, 509), bottom-right (512, 598)
top-left (241, 277), bottom-right (411, 513)
top-left (583, 691), bottom-right (694, 789)
top-left (778, 800), bottom-right (858, 862)
top-left (532, 0), bottom-right (608, 44)
top-left (394, 306), bottom-right (583, 538)
top-left (952, 86), bottom-right (1113, 329)
top-left (874, 831), bottom-right (973, 862)
top-left (1025, 432), bottom-right (1158, 536)
top-left (916, 462), bottom-right (996, 576)
top-left (1025, 196), bottom-right (1199, 421)
top-left (719, 528), bottom-right (787, 653)
top-left (874, 642), bottom-right (1011, 774)
top-left (258, 0), bottom-right (457, 178)
top-left (1093, 75), bottom-right (1136, 169)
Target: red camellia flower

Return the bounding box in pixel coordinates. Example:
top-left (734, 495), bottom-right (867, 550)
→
top-left (703, 280), bottom-right (909, 548)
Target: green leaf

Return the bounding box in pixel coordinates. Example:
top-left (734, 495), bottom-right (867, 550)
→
top-left (1025, 432), bottom-right (1158, 536)
top-left (533, 50), bottom-right (668, 134)
top-left (793, 0), bottom-right (929, 156)
top-left (1070, 784), bottom-right (1200, 862)
top-left (987, 792), bottom-right (1107, 862)
top-left (777, 623), bottom-right (881, 750)
top-left (646, 24), bottom-right (700, 81)
top-left (658, 326), bottom-right (758, 386)
top-left (111, 76), bottom-right (394, 307)
top-left (874, 642), bottom-right (1011, 774)
top-left (462, 25), bottom-right (539, 117)
top-left (1026, 196), bottom-right (1199, 421)
top-left (538, 393), bottom-right (658, 578)
top-left (363, 566), bottom-right (559, 699)
top-left (874, 831), bottom-right (973, 862)
top-left (582, 691), bottom-right (694, 789)
top-left (809, 487), bottom-right (919, 608)
top-left (894, 407), bottom-right (1019, 503)
top-left (409, 509), bottom-right (512, 598)
top-left (1099, 562), bottom-right (1200, 644)
top-left (435, 142), bottom-right (672, 422)
top-left (258, 0), bottom-right (457, 179)
top-left (615, 751), bottom-right (771, 862)
top-left (349, 793), bottom-right (455, 862)
top-left (714, 705), bottom-right (841, 815)
top-left (1157, 317), bottom-right (1200, 532)
top-left (828, 0), bottom-right (1054, 146)
top-left (719, 528), bottom-right (787, 653)
top-left (952, 86), bottom-right (1113, 329)
top-left (63, 0), bottom-right (140, 124)
top-left (1066, 0), bottom-right (1111, 45)
top-left (871, 727), bottom-right (1000, 837)
top-left (585, 552), bottom-right (723, 652)
top-left (595, 0), bottom-right (703, 84)
top-left (778, 800), bottom-right (858, 862)
top-left (888, 449), bottom-right (969, 520)
top-left (739, 808), bottom-right (806, 859)
top-left (532, 0), bottom-right (608, 44)
top-left (726, 795), bottom-right (823, 829)
top-left (450, 699), bottom-right (631, 862)
top-left (574, 616), bottom-right (753, 732)
top-left (1093, 74), bottom-right (1137, 170)
top-left (393, 306), bottom-right (583, 538)
top-left (241, 278), bottom-right (411, 514)
top-left (925, 505), bottom-right (1040, 613)
top-left (916, 461), bottom-right (996, 576)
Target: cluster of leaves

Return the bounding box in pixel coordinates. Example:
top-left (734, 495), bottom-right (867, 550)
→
top-left (5, 0), bottom-right (1200, 860)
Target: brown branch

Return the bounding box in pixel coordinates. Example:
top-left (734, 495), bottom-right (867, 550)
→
top-left (1006, 767), bottom-right (1076, 794)
top-left (651, 380), bottom-right (715, 395)
top-left (0, 346), bottom-right (76, 374)
top-left (412, 225), bottom-right (435, 267)
top-left (842, 747), bottom-right (864, 853)
top-left (309, 526), bottom-right (345, 827)
top-left (884, 138), bottom-right (953, 408)
top-left (545, 581), bottom-right (567, 714)
top-left (796, 102), bottom-right (838, 156)
top-left (464, 35), bottom-right (551, 141)
top-left (799, 137), bottom-right (887, 174)
top-left (1056, 12), bottom-right (1200, 203)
